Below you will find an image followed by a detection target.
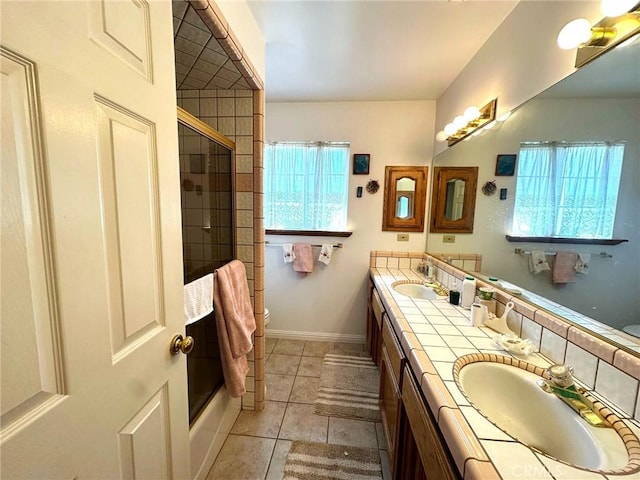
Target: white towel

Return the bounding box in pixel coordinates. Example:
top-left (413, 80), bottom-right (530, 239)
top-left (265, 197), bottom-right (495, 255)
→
top-left (529, 250), bottom-right (550, 274)
top-left (318, 244), bottom-right (334, 265)
top-left (184, 273), bottom-right (214, 326)
top-left (575, 253), bottom-right (591, 274)
top-left (282, 244), bottom-right (295, 263)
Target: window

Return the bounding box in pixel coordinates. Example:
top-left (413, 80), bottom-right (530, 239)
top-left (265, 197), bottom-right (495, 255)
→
top-left (264, 141), bottom-right (349, 231)
top-left (512, 141), bottom-right (624, 239)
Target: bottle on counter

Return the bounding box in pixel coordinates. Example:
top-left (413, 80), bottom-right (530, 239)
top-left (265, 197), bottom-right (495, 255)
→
top-left (488, 276), bottom-right (502, 288)
top-left (449, 280), bottom-right (460, 305)
top-left (461, 276), bottom-right (477, 309)
top-left (425, 258), bottom-right (434, 278)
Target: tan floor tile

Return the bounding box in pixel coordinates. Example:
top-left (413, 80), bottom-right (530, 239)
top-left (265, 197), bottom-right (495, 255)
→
top-left (206, 434), bottom-right (275, 480)
top-left (265, 374), bottom-right (295, 402)
top-left (273, 339), bottom-right (305, 355)
top-left (380, 449), bottom-right (392, 480)
top-left (279, 403), bottom-right (328, 442)
top-left (230, 401), bottom-right (287, 438)
top-left (265, 439), bottom-right (292, 480)
top-left (303, 341), bottom-right (332, 357)
top-left (328, 417), bottom-right (378, 448)
top-left (333, 342), bottom-right (365, 353)
top-left (297, 356), bottom-right (323, 377)
top-left (376, 422), bottom-right (387, 450)
top-left (266, 354), bottom-right (301, 375)
top-left (289, 376), bottom-right (320, 404)
top-left (265, 337), bottom-right (277, 354)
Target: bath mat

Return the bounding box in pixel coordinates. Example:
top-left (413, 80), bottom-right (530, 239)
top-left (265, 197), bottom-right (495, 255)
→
top-left (314, 352), bottom-right (380, 421)
top-left (284, 441), bottom-right (383, 480)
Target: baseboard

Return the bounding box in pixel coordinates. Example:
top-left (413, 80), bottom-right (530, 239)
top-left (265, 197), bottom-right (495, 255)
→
top-left (265, 329), bottom-right (365, 344)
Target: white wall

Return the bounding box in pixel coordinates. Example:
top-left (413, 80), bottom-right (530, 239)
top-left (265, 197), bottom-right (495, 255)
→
top-left (265, 101), bottom-right (435, 338)
top-left (428, 97), bottom-right (640, 329)
top-left (216, 0), bottom-right (265, 81)
top-left (434, 1), bottom-right (601, 156)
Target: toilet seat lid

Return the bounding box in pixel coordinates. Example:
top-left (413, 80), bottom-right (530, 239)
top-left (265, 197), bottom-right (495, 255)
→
top-left (623, 324), bottom-right (640, 337)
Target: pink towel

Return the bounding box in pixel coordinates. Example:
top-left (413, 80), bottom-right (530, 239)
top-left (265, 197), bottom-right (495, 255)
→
top-left (293, 243), bottom-right (313, 273)
top-left (213, 260), bottom-right (256, 397)
top-left (553, 252), bottom-right (578, 284)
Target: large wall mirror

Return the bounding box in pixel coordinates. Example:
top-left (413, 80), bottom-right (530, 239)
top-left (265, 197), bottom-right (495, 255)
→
top-left (430, 166), bottom-right (478, 233)
top-left (382, 166), bottom-right (428, 232)
top-left (427, 40), bottom-right (640, 355)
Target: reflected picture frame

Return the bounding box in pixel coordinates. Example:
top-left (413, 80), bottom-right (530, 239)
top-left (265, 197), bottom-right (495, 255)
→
top-left (353, 153), bottom-right (370, 175)
top-left (495, 154), bottom-right (517, 176)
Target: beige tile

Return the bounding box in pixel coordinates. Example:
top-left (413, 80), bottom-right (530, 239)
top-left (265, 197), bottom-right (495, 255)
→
top-left (230, 401), bottom-right (287, 438)
top-left (265, 439), bottom-right (292, 480)
top-left (565, 342), bottom-right (598, 388)
top-left (265, 337), bottom-right (277, 354)
top-left (481, 440), bottom-right (552, 479)
top-left (289, 376), bottom-right (320, 404)
top-left (266, 354), bottom-right (301, 375)
top-left (303, 341), bottom-right (332, 357)
top-left (297, 356), bottom-right (323, 377)
top-left (328, 417), bottom-right (378, 448)
top-left (595, 361), bottom-right (638, 416)
top-left (279, 403), bottom-right (328, 442)
top-left (333, 342), bottom-right (365, 353)
top-left (273, 339), bottom-right (305, 355)
top-left (375, 422), bottom-right (387, 450)
top-left (206, 434), bottom-right (275, 480)
top-left (265, 374), bottom-right (295, 402)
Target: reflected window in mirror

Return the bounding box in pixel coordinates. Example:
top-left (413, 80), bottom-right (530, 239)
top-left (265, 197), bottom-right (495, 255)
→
top-left (430, 167), bottom-right (478, 233)
top-left (382, 166), bottom-right (428, 232)
top-left (512, 141), bottom-right (624, 239)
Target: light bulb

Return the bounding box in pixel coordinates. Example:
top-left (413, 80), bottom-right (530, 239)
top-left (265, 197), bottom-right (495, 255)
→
top-left (557, 18), bottom-right (592, 49)
top-left (444, 123), bottom-right (457, 136)
top-left (601, 0), bottom-right (636, 17)
top-left (435, 131), bottom-right (448, 142)
top-left (463, 106), bottom-right (481, 121)
top-left (452, 115), bottom-right (466, 130)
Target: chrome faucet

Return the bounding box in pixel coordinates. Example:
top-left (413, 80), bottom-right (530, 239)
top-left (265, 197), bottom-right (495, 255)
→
top-left (537, 365), bottom-right (611, 428)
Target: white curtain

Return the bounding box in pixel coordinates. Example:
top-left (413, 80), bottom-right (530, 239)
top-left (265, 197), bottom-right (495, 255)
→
top-left (512, 141), bottom-right (624, 238)
top-left (264, 142), bottom-right (349, 230)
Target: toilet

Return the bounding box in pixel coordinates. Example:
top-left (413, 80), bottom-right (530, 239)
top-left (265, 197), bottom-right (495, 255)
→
top-left (264, 308), bottom-right (270, 328)
top-left (623, 324), bottom-right (640, 338)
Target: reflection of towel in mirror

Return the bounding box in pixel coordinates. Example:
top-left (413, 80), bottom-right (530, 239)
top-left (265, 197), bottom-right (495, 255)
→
top-left (528, 250), bottom-right (550, 274)
top-left (553, 251), bottom-right (578, 284)
top-left (318, 244), bottom-right (333, 265)
top-left (293, 243), bottom-right (313, 273)
top-left (574, 253), bottom-right (591, 274)
top-left (282, 244), bottom-right (295, 263)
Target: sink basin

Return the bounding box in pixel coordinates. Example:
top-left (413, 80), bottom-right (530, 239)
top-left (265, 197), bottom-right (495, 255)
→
top-left (456, 357), bottom-right (633, 472)
top-left (392, 282), bottom-right (444, 300)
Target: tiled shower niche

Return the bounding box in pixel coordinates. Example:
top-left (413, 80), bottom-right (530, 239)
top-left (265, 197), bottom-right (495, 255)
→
top-left (178, 121), bottom-right (234, 284)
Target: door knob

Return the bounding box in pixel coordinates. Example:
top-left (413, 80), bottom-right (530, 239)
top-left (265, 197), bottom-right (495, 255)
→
top-left (169, 334), bottom-right (194, 355)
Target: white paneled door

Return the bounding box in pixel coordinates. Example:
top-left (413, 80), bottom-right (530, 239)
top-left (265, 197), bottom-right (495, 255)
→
top-left (1, 1), bottom-right (190, 478)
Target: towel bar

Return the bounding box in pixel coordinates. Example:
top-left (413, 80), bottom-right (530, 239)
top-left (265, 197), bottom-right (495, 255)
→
top-left (514, 248), bottom-right (611, 258)
top-left (265, 241), bottom-right (343, 248)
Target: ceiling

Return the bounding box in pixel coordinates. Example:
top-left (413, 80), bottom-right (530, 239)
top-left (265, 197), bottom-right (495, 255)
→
top-left (172, 0), bottom-right (518, 101)
top-left (246, 0), bottom-right (518, 102)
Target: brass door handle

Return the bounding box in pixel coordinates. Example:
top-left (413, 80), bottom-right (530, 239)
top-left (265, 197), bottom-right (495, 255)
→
top-left (169, 334), bottom-right (194, 355)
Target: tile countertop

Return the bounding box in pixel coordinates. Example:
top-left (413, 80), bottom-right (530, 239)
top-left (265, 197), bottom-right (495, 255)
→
top-left (370, 266), bottom-right (640, 480)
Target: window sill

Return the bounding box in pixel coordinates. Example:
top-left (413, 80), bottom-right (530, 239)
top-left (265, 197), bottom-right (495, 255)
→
top-left (505, 235), bottom-right (628, 245)
top-left (266, 229), bottom-right (353, 237)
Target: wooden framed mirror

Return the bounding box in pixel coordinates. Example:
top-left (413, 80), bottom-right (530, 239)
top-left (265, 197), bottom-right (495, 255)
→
top-left (430, 166), bottom-right (478, 233)
top-left (382, 166), bottom-right (428, 232)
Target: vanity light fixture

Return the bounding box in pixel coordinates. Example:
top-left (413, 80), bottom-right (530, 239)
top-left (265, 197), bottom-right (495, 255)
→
top-left (436, 98), bottom-right (497, 147)
top-left (558, 0), bottom-right (640, 67)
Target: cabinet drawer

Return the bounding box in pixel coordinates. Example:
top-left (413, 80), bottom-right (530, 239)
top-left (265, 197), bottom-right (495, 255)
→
top-left (382, 316), bottom-right (404, 387)
top-left (401, 366), bottom-right (459, 480)
top-left (372, 288), bottom-right (384, 329)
